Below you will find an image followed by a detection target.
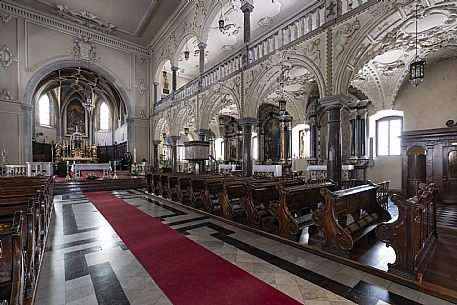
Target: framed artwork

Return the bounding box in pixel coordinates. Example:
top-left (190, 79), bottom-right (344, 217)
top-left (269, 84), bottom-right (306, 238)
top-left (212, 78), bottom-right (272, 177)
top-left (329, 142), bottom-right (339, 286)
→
top-left (66, 100), bottom-right (86, 135)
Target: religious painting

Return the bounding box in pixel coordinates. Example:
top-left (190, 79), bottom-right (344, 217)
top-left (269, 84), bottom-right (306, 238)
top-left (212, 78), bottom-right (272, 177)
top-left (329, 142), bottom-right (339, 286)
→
top-left (228, 139), bottom-right (238, 161)
top-left (448, 150), bottom-right (457, 179)
top-left (66, 100), bottom-right (86, 135)
top-left (264, 117), bottom-right (280, 161)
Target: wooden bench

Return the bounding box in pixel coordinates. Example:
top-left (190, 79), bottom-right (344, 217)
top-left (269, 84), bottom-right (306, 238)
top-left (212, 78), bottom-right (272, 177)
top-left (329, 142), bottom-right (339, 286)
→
top-left (0, 211), bottom-right (25, 305)
top-left (219, 179), bottom-right (252, 220)
top-left (273, 182), bottom-right (335, 240)
top-left (242, 180), bottom-right (305, 228)
top-left (159, 174), bottom-right (170, 199)
top-left (376, 183), bottom-right (437, 280)
top-left (312, 184), bottom-right (391, 256)
top-left (167, 174), bottom-right (180, 202)
top-left (177, 175), bottom-right (192, 206)
top-left (189, 175), bottom-right (216, 209)
top-left (375, 180), bottom-right (389, 210)
top-left (152, 173), bottom-right (161, 195)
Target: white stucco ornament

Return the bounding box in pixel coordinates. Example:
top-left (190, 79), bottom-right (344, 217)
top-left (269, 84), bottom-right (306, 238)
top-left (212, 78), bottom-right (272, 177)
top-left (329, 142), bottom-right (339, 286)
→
top-left (72, 36), bottom-right (98, 63)
top-left (0, 45), bottom-right (18, 68)
top-left (0, 88), bottom-right (12, 101)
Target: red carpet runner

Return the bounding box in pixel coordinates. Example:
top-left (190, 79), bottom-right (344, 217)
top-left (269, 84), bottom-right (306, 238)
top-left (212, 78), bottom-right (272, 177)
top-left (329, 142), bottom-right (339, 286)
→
top-left (85, 191), bottom-right (302, 305)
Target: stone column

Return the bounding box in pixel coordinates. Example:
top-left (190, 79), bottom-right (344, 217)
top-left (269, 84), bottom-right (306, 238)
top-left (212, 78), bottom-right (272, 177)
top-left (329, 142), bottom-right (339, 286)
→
top-left (169, 136), bottom-right (181, 172)
top-left (349, 109), bottom-right (358, 160)
top-left (358, 108), bottom-right (368, 158)
top-left (22, 104), bottom-right (33, 162)
top-left (171, 66), bottom-right (179, 92)
top-left (241, 3), bottom-right (254, 44)
top-left (126, 117), bottom-right (134, 153)
top-left (238, 117), bottom-right (257, 176)
top-left (307, 113), bottom-right (319, 164)
top-left (153, 140), bottom-right (161, 168)
top-left (279, 114), bottom-right (293, 172)
top-left (198, 42), bottom-right (207, 75)
top-left (153, 82), bottom-right (159, 104)
top-left (319, 95), bottom-right (350, 188)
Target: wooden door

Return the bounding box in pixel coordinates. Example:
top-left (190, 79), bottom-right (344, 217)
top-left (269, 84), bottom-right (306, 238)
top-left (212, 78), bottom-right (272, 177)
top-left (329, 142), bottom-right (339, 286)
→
top-left (443, 147), bottom-right (457, 203)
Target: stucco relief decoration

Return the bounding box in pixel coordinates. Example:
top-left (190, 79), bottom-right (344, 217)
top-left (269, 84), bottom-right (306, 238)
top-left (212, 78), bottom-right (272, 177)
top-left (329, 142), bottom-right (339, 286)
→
top-left (72, 36), bottom-right (98, 63)
top-left (325, 0), bottom-right (338, 19)
top-left (55, 4), bottom-right (117, 33)
top-left (0, 88), bottom-right (12, 101)
top-left (304, 39), bottom-right (321, 67)
top-left (335, 19), bottom-right (361, 59)
top-left (0, 45), bottom-right (18, 68)
top-left (1, 12), bottom-right (12, 24)
top-left (136, 79), bottom-right (148, 95)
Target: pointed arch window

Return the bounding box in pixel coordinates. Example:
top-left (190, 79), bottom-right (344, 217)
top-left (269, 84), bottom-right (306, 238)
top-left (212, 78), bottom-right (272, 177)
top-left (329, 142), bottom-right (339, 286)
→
top-left (38, 95), bottom-right (51, 126)
top-left (99, 102), bottom-right (110, 130)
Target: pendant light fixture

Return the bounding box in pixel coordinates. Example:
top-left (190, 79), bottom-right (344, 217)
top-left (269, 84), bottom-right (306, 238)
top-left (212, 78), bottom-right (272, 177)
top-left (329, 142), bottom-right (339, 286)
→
top-left (218, 1), bottom-right (225, 32)
top-left (278, 67), bottom-right (287, 114)
top-left (184, 39), bottom-right (190, 61)
top-left (409, 4), bottom-right (425, 86)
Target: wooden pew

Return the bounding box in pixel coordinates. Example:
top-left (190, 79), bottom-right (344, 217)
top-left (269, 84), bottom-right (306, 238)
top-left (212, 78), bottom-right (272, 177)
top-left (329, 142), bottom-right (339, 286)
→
top-left (202, 177), bottom-right (232, 214)
top-left (242, 180), bottom-right (305, 228)
top-left (376, 180), bottom-right (390, 210)
top-left (0, 211), bottom-right (25, 305)
top-left (167, 174), bottom-right (180, 202)
top-left (218, 179), bottom-right (252, 220)
top-left (273, 182), bottom-right (335, 240)
top-left (159, 174), bottom-right (170, 198)
top-left (177, 175), bottom-right (192, 206)
top-left (152, 173), bottom-right (161, 195)
top-left (376, 183), bottom-right (437, 280)
top-left (312, 184), bottom-right (391, 256)
top-left (189, 175), bottom-right (215, 209)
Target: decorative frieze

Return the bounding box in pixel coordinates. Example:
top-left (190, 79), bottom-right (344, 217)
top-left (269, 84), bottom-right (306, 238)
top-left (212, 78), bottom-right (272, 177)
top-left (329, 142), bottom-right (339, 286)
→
top-left (1, 12), bottom-right (12, 24)
top-left (0, 45), bottom-right (18, 68)
top-left (0, 88), bottom-right (12, 101)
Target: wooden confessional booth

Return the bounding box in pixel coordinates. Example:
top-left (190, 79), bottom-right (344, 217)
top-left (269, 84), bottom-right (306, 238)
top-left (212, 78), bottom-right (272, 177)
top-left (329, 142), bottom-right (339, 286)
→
top-left (401, 125), bottom-right (457, 203)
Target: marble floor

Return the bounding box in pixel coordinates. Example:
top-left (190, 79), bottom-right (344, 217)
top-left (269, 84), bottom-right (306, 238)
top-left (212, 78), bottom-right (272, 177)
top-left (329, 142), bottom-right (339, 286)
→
top-left (35, 189), bottom-right (456, 305)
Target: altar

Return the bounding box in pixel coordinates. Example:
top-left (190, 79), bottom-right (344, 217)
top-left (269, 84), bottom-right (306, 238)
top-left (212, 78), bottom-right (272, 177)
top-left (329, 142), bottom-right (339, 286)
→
top-left (218, 164), bottom-right (237, 172)
top-left (306, 164), bottom-right (354, 180)
top-left (73, 163), bottom-right (110, 179)
top-left (252, 164), bottom-right (283, 177)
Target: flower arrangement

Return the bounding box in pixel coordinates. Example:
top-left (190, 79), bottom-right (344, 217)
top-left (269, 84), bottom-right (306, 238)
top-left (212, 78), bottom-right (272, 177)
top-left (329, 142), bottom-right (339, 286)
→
top-left (265, 159), bottom-right (273, 165)
top-left (131, 164), bottom-right (139, 176)
top-left (35, 171), bottom-right (44, 177)
top-left (86, 172), bottom-right (98, 180)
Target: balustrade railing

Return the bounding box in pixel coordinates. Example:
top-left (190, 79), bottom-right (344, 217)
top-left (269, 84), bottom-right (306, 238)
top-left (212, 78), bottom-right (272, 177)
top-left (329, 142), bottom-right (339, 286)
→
top-left (155, 0), bottom-right (373, 112)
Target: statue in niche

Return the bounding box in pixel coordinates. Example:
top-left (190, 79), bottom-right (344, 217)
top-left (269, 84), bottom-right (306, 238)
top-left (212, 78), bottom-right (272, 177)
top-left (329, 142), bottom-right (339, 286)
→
top-left (66, 100), bottom-right (86, 135)
top-left (162, 71), bottom-right (170, 95)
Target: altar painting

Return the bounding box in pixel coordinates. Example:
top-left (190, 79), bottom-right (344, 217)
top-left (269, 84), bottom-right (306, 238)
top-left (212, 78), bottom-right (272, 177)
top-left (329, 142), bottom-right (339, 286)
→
top-left (66, 100), bottom-right (86, 135)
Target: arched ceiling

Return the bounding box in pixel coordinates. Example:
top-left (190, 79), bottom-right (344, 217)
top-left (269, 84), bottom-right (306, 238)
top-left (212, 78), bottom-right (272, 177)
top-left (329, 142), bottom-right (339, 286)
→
top-left (35, 67), bottom-right (124, 110)
top-left (350, 2), bottom-right (457, 110)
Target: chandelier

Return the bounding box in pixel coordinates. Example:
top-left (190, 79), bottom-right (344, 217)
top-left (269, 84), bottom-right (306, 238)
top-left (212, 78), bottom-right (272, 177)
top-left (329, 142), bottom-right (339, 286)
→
top-left (409, 4), bottom-right (425, 86)
top-left (184, 39), bottom-right (190, 61)
top-left (82, 83), bottom-right (95, 114)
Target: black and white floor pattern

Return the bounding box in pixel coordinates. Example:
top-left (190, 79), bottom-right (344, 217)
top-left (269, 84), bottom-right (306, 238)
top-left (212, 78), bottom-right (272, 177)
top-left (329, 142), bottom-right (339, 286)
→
top-left (34, 189), bottom-right (455, 305)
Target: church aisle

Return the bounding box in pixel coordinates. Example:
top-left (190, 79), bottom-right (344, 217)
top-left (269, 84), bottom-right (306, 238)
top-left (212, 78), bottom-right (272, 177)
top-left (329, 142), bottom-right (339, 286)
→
top-left (34, 190), bottom-right (455, 305)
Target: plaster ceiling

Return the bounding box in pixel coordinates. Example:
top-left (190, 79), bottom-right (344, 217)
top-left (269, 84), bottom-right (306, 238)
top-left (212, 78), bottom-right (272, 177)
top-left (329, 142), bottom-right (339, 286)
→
top-left (174, 0), bottom-right (318, 78)
top-left (9, 0), bottom-right (182, 45)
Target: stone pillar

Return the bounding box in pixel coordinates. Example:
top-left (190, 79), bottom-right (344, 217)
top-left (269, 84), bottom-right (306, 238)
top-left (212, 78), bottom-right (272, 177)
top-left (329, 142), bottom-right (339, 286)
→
top-left (171, 66), bottom-right (179, 92)
top-left (319, 95), bottom-right (350, 188)
top-left (279, 114), bottom-right (293, 172)
top-left (238, 117), bottom-right (257, 176)
top-left (153, 140), bottom-right (161, 168)
top-left (358, 108), bottom-right (368, 158)
top-left (22, 104), bottom-right (33, 162)
top-left (169, 136), bottom-right (180, 172)
top-left (241, 3), bottom-right (254, 44)
top-left (153, 82), bottom-right (159, 104)
top-left (258, 127), bottom-right (265, 162)
top-left (126, 117), bottom-right (134, 153)
top-left (198, 42), bottom-right (207, 75)
top-left (349, 109), bottom-right (358, 160)
top-left (307, 113), bottom-right (319, 164)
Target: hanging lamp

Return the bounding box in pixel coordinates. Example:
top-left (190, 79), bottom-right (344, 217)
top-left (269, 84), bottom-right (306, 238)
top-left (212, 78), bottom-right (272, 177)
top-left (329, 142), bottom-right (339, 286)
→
top-left (218, 2), bottom-right (225, 32)
top-left (184, 39), bottom-right (190, 61)
top-left (409, 4), bottom-right (425, 86)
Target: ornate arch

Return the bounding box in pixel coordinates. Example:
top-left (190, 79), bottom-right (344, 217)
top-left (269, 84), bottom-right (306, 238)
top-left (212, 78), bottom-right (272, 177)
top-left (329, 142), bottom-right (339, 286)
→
top-left (199, 84), bottom-right (241, 129)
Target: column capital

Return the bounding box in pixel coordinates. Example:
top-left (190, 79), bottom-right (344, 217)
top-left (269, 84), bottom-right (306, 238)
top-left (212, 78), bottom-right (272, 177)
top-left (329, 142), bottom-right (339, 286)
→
top-left (153, 81), bottom-right (159, 86)
top-left (153, 140), bottom-right (161, 145)
top-left (238, 117), bottom-right (257, 126)
top-left (171, 66), bottom-right (179, 72)
top-left (197, 42), bottom-right (207, 49)
top-left (241, 2), bottom-right (254, 13)
top-left (347, 99), bottom-right (371, 110)
top-left (318, 94), bottom-right (351, 110)
top-left (279, 114), bottom-right (293, 123)
top-left (167, 135), bottom-right (181, 145)
top-left (21, 103), bottom-right (33, 112)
